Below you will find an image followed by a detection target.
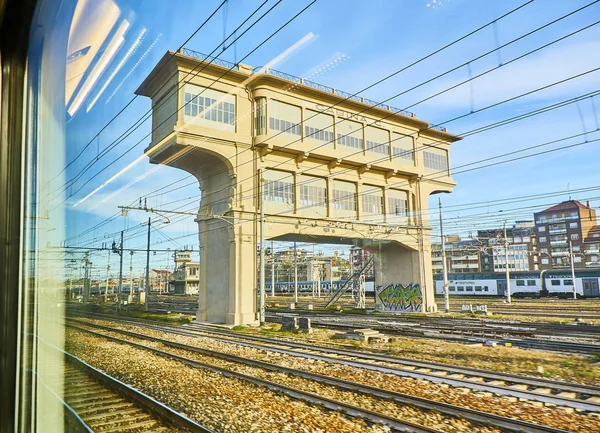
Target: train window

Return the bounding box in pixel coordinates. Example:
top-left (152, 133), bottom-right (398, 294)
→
top-left (483, 286), bottom-right (489, 291)
top-left (465, 286), bottom-right (473, 291)
top-left (527, 280), bottom-right (537, 286)
top-left (449, 286), bottom-right (456, 291)
top-left (551, 280), bottom-right (561, 286)
top-left (516, 280), bottom-right (525, 286)
top-left (475, 286), bottom-right (482, 291)
top-left (564, 279), bottom-right (573, 285)
top-left (457, 287), bottom-right (465, 292)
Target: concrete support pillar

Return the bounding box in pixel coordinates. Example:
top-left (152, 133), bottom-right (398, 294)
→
top-left (374, 242), bottom-right (435, 313)
top-left (197, 218), bottom-right (208, 321)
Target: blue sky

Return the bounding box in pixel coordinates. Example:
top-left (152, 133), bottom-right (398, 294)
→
top-left (62, 0), bottom-right (600, 277)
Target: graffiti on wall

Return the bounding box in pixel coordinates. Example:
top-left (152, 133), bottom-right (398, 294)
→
top-left (375, 283), bottom-right (422, 312)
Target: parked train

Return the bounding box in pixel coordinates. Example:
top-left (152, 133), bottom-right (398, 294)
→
top-left (264, 280), bottom-right (376, 295)
top-left (434, 270), bottom-right (600, 298)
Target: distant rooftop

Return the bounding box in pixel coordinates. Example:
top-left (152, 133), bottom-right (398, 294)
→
top-left (180, 48), bottom-right (448, 133)
top-left (536, 200), bottom-right (593, 214)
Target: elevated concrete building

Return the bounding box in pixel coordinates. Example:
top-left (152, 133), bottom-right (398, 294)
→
top-left (136, 49), bottom-right (461, 324)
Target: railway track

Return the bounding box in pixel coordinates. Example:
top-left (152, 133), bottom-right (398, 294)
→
top-left (40, 344), bottom-right (211, 433)
top-left (66, 314), bottom-right (600, 412)
top-left (262, 310), bottom-right (600, 354)
top-left (66, 319), bottom-right (573, 433)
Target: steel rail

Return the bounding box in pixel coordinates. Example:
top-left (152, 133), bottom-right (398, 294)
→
top-left (67, 321), bottom-right (571, 433)
top-left (65, 315), bottom-right (600, 411)
top-left (66, 324), bottom-right (440, 433)
top-left (64, 350), bottom-right (213, 433)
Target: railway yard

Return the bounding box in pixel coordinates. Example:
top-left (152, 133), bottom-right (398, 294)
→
top-left (59, 294), bottom-right (600, 433)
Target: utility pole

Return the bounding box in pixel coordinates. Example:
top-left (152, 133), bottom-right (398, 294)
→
top-left (129, 251), bottom-right (134, 298)
top-left (145, 217), bottom-right (151, 311)
top-left (569, 239), bottom-right (577, 299)
top-left (83, 254), bottom-right (90, 303)
top-left (259, 169), bottom-right (265, 324)
top-left (439, 198), bottom-right (449, 313)
top-left (330, 257), bottom-right (333, 293)
top-left (294, 241), bottom-right (298, 303)
top-left (504, 222), bottom-right (512, 304)
top-left (271, 240), bottom-right (275, 297)
top-left (105, 249), bottom-right (111, 303)
top-left (118, 231), bottom-right (124, 310)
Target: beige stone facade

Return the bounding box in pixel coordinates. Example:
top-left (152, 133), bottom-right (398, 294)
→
top-left (136, 49), bottom-right (460, 324)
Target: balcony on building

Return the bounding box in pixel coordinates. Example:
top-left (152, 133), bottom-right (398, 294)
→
top-left (548, 228), bottom-right (567, 235)
top-left (452, 263), bottom-right (479, 269)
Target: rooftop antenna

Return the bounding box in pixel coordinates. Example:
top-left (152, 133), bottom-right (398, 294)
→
top-left (567, 182), bottom-right (571, 200)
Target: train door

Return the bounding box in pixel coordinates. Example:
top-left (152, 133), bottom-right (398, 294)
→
top-left (582, 279), bottom-right (600, 297)
top-left (497, 280), bottom-right (506, 296)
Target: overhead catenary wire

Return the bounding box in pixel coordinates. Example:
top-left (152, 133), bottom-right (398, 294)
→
top-left (54, 0), bottom-right (230, 180)
top-left (58, 0), bottom-right (316, 204)
top-left (135, 8), bottom-right (600, 212)
top-left (56, 0), bottom-right (283, 201)
top-left (62, 3), bottom-right (600, 255)
top-left (60, 0), bottom-right (535, 206)
top-left (114, 14), bottom-right (600, 216)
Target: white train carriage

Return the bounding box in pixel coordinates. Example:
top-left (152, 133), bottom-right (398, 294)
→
top-left (543, 270), bottom-right (600, 297)
top-left (434, 272), bottom-right (542, 297)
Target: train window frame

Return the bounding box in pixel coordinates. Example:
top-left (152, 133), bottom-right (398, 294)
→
top-left (516, 280), bottom-right (525, 286)
top-left (457, 287), bottom-right (465, 292)
top-left (551, 279), bottom-right (561, 286)
top-left (564, 279), bottom-right (573, 285)
top-left (527, 280), bottom-right (537, 286)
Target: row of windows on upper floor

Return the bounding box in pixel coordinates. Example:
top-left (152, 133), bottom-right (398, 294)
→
top-left (181, 86), bottom-right (449, 174)
top-left (261, 171), bottom-right (409, 217)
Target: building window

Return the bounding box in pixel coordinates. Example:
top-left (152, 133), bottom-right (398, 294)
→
top-left (255, 97), bottom-right (267, 135)
top-left (337, 118), bottom-right (363, 150)
top-left (575, 256), bottom-right (582, 263)
top-left (538, 226), bottom-right (546, 232)
top-left (299, 175), bottom-right (326, 208)
top-left (571, 234), bottom-right (579, 240)
top-left (392, 133), bottom-right (414, 162)
top-left (362, 186), bottom-right (383, 215)
top-left (184, 93), bottom-right (235, 124)
top-left (527, 280), bottom-right (536, 286)
top-left (305, 109), bottom-right (334, 146)
top-left (388, 189), bottom-right (408, 218)
top-left (183, 84), bottom-right (236, 132)
top-left (542, 258), bottom-right (549, 264)
top-left (569, 222), bottom-right (578, 228)
top-left (423, 146), bottom-right (448, 173)
top-left (551, 279), bottom-right (561, 286)
top-left (365, 126), bottom-right (390, 156)
top-left (262, 170), bottom-right (294, 205)
top-left (539, 236), bottom-right (547, 243)
top-left (332, 180), bottom-right (357, 211)
top-left (268, 100), bottom-right (301, 136)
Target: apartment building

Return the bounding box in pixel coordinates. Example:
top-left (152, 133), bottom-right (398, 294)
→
top-left (172, 250), bottom-right (199, 295)
top-left (584, 225), bottom-right (600, 267)
top-left (431, 237), bottom-right (483, 274)
top-left (477, 222), bottom-right (537, 272)
top-left (534, 200), bottom-right (597, 270)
